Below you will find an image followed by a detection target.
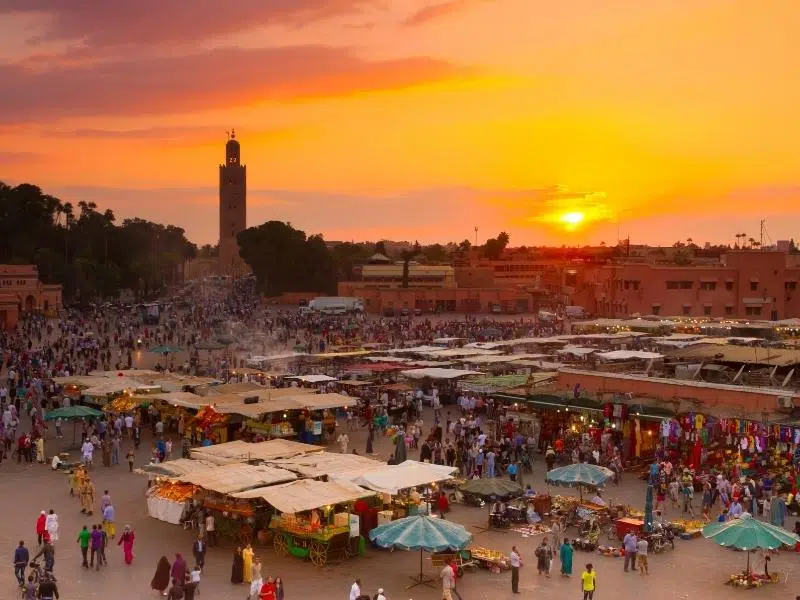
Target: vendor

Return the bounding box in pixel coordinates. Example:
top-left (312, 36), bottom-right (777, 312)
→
top-left (310, 509), bottom-right (321, 527)
top-left (410, 488), bottom-right (422, 504)
top-left (524, 485), bottom-right (536, 498)
top-left (526, 503), bottom-right (541, 524)
top-left (590, 490), bottom-right (606, 506)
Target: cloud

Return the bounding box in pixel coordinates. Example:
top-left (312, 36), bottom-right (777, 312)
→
top-left (0, 46), bottom-right (470, 123)
top-left (1, 0), bottom-right (376, 49)
top-left (403, 0), bottom-right (488, 27)
top-left (0, 151), bottom-right (46, 165)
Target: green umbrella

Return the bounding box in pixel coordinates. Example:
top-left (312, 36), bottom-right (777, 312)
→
top-left (545, 463), bottom-right (614, 501)
top-left (370, 515), bottom-right (472, 588)
top-left (150, 345), bottom-right (184, 355)
top-left (44, 406), bottom-right (104, 421)
top-left (702, 513), bottom-right (800, 572)
top-left (459, 478), bottom-right (522, 498)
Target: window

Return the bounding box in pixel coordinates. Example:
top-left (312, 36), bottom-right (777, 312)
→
top-left (785, 281), bottom-right (797, 290)
top-left (750, 281), bottom-right (758, 291)
top-left (725, 281), bottom-right (734, 290)
top-left (699, 281), bottom-right (716, 290)
top-left (666, 280), bottom-right (693, 289)
top-left (725, 305), bottom-right (734, 316)
top-left (682, 305), bottom-right (691, 315)
top-left (651, 305), bottom-right (661, 315)
top-left (703, 305), bottom-right (712, 316)
top-left (745, 306), bottom-right (762, 316)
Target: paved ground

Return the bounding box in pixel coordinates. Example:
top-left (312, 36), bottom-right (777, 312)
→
top-left (1, 408), bottom-right (797, 600)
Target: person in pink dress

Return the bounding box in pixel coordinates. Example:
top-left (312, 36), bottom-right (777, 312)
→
top-left (117, 525), bottom-right (135, 564)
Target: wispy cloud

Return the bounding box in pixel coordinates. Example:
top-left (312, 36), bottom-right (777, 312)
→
top-left (0, 151), bottom-right (46, 165)
top-left (0, 46), bottom-right (471, 123)
top-left (403, 0), bottom-right (489, 27)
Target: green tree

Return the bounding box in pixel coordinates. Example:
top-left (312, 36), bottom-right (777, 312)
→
top-left (238, 221), bottom-right (337, 296)
top-left (421, 243), bottom-right (449, 263)
top-left (483, 231), bottom-right (510, 259)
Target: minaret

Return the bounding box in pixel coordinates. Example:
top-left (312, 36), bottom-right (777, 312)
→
top-left (219, 129), bottom-right (247, 274)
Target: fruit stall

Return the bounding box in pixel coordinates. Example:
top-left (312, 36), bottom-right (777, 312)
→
top-left (233, 478), bottom-right (376, 567)
top-left (468, 545), bottom-right (511, 572)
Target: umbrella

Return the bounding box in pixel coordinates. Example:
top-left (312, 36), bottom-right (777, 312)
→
top-left (150, 345), bottom-right (184, 355)
top-left (545, 463), bottom-right (614, 500)
top-left (44, 406), bottom-right (104, 421)
top-left (702, 513), bottom-right (800, 572)
top-left (216, 334), bottom-right (236, 346)
top-left (44, 405), bottom-right (104, 448)
top-left (370, 515), bottom-right (472, 587)
top-left (459, 478), bottom-right (522, 499)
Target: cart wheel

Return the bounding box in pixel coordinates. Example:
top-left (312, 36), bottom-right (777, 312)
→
top-left (309, 541), bottom-right (327, 567)
top-left (273, 533), bottom-right (288, 556)
top-left (343, 539), bottom-right (353, 559)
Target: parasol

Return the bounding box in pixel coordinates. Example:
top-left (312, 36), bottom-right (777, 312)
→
top-left (702, 513), bottom-right (799, 572)
top-left (459, 478), bottom-right (522, 499)
top-left (149, 345), bottom-right (184, 355)
top-left (545, 463), bottom-right (613, 500)
top-left (370, 515), bottom-right (472, 588)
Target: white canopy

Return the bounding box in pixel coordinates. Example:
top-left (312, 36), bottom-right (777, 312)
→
top-left (172, 463), bottom-right (297, 494)
top-left (387, 345), bottom-right (444, 354)
top-left (285, 374), bottom-right (338, 383)
top-left (189, 439), bottom-right (321, 465)
top-left (401, 368), bottom-right (483, 380)
top-left (425, 348), bottom-right (502, 358)
top-left (596, 350), bottom-right (663, 361)
top-left (267, 451), bottom-right (384, 479)
top-left (557, 346), bottom-right (597, 357)
top-left (329, 460), bottom-right (458, 494)
top-left (233, 479), bottom-right (374, 514)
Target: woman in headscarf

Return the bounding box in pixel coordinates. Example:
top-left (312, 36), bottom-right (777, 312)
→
top-left (274, 576), bottom-right (285, 600)
top-left (242, 543), bottom-right (254, 585)
top-left (231, 545), bottom-right (244, 584)
top-left (118, 525), bottom-right (135, 565)
top-left (171, 553), bottom-right (187, 584)
top-left (45, 509), bottom-right (59, 543)
top-left (151, 556), bottom-right (171, 596)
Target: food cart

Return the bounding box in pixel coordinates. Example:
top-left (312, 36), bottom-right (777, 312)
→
top-left (234, 479), bottom-right (375, 567)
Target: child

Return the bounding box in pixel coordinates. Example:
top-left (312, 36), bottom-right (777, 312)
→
top-left (165, 439), bottom-right (173, 460)
top-left (126, 448), bottom-right (136, 472)
top-left (668, 478), bottom-right (680, 510)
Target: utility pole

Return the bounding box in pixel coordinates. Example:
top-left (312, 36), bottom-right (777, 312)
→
top-left (760, 220), bottom-right (765, 249)
top-left (474, 226), bottom-right (478, 246)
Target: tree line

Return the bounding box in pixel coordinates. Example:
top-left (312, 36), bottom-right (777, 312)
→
top-left (0, 182), bottom-right (196, 301)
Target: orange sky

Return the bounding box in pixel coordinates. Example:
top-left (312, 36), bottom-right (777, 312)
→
top-left (1, 0), bottom-right (799, 247)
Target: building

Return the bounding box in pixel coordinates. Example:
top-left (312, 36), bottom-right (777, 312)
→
top-left (592, 250), bottom-right (800, 319)
top-left (218, 130), bottom-right (248, 276)
top-left (0, 265), bottom-right (62, 329)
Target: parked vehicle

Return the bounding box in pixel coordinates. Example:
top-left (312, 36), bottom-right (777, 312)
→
top-left (308, 296), bottom-right (364, 314)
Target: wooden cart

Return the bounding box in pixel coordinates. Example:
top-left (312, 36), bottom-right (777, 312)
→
top-left (271, 522), bottom-right (355, 567)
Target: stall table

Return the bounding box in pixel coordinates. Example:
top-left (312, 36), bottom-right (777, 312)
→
top-left (615, 518), bottom-right (644, 541)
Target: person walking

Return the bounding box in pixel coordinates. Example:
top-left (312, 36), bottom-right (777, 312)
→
top-left (581, 563), bottom-right (597, 600)
top-left (349, 578), bottom-right (361, 600)
top-left (151, 556), bottom-right (171, 596)
top-left (45, 510), bottom-right (59, 543)
top-left (89, 524), bottom-right (103, 570)
top-left (622, 531), bottom-right (638, 573)
top-left (535, 538), bottom-right (552, 577)
top-left (637, 536), bottom-right (649, 575)
top-left (510, 545), bottom-right (522, 593)
top-left (118, 525), bottom-right (135, 565)
top-left (192, 534), bottom-right (206, 569)
top-left (14, 540), bottom-right (29, 587)
top-left (33, 535), bottom-right (55, 573)
top-left (77, 525), bottom-right (90, 568)
top-left (242, 543), bottom-right (254, 585)
top-left (441, 562), bottom-right (456, 600)
top-left (36, 511), bottom-right (47, 546)
top-left (560, 538), bottom-right (574, 577)
top-left (102, 502), bottom-right (116, 539)
top-left (205, 512), bottom-right (216, 547)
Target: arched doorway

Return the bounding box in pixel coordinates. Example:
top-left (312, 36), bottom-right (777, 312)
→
top-left (24, 295), bottom-right (35, 312)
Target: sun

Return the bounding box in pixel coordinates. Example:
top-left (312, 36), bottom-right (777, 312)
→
top-left (560, 211), bottom-right (585, 226)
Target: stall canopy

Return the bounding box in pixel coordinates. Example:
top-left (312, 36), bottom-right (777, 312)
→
top-left (386, 345), bottom-right (444, 354)
top-left (295, 392), bottom-right (355, 410)
top-left (401, 368), bottom-right (483, 380)
top-left (267, 451), bottom-right (385, 479)
top-left (137, 458), bottom-right (218, 477)
top-left (233, 479), bottom-right (374, 514)
top-left (172, 463), bottom-right (297, 494)
top-left (149, 391), bottom-right (211, 408)
top-left (329, 460), bottom-right (457, 494)
top-left (460, 353), bottom-right (550, 365)
top-left (285, 374), bottom-right (338, 383)
top-left (596, 350), bottom-right (664, 361)
top-left (189, 439), bottom-right (321, 465)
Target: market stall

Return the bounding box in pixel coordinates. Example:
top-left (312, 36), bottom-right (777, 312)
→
top-left (234, 479), bottom-right (375, 566)
top-left (146, 481), bottom-right (197, 524)
top-left (266, 451), bottom-right (384, 480)
top-left (189, 438), bottom-right (321, 466)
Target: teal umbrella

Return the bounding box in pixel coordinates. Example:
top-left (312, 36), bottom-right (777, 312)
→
top-left (370, 515), bottom-right (472, 587)
top-left (45, 405), bottom-right (104, 448)
top-left (44, 405), bottom-right (103, 421)
top-left (702, 513), bottom-right (800, 572)
top-left (150, 345), bottom-right (184, 355)
top-left (545, 463), bottom-right (613, 500)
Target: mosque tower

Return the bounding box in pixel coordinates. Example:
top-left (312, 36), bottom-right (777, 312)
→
top-left (218, 129), bottom-right (247, 274)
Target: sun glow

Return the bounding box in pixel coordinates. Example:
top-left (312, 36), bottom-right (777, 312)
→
top-left (560, 212), bottom-right (585, 225)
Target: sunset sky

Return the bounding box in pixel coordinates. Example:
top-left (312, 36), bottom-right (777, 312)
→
top-left (1, 1), bottom-right (798, 247)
